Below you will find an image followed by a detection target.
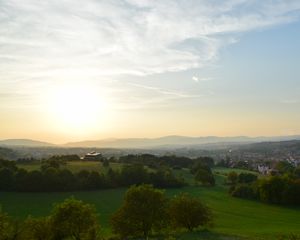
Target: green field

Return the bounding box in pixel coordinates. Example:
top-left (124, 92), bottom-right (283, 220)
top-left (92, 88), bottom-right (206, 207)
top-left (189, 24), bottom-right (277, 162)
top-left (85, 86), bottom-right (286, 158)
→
top-left (1, 167), bottom-right (300, 239)
top-left (16, 161), bottom-right (123, 173)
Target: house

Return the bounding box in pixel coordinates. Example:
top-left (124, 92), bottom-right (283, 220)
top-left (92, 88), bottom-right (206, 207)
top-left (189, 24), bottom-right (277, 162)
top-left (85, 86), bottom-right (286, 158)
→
top-left (258, 164), bottom-right (270, 175)
top-left (83, 151), bottom-right (103, 161)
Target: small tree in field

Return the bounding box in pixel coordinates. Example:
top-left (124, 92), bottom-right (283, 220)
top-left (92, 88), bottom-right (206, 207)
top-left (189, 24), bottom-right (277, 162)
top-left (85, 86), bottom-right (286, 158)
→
top-left (110, 184), bottom-right (168, 239)
top-left (168, 193), bottom-right (212, 231)
top-left (50, 198), bottom-right (100, 240)
top-left (195, 169), bottom-right (215, 186)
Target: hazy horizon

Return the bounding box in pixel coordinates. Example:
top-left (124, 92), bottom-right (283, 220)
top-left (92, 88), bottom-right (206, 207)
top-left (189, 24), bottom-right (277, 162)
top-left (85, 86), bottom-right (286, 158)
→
top-left (1, 1), bottom-right (300, 143)
top-left (2, 133), bottom-right (300, 146)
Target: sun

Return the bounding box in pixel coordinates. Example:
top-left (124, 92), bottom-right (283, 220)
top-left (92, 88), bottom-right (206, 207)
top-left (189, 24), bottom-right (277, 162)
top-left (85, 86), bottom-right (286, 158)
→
top-left (45, 81), bottom-right (107, 133)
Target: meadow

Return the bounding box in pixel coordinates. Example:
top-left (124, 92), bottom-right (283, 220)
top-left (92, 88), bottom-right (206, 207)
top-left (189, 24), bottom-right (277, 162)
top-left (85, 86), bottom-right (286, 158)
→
top-left (16, 160), bottom-right (123, 173)
top-left (1, 166), bottom-right (300, 239)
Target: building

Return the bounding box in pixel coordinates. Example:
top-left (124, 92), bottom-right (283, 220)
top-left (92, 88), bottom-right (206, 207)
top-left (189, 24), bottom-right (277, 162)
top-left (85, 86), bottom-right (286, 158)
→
top-left (258, 164), bottom-right (270, 175)
top-left (83, 151), bottom-right (103, 161)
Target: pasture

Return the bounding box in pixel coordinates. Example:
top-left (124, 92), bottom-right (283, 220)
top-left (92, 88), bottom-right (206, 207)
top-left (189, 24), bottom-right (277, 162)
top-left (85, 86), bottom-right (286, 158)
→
top-left (16, 160), bottom-right (122, 173)
top-left (1, 167), bottom-right (300, 239)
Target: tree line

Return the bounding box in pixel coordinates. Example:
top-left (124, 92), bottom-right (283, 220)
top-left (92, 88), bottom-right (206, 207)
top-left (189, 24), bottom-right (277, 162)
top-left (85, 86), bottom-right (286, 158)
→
top-left (119, 154), bottom-right (214, 169)
top-left (0, 185), bottom-right (212, 240)
top-left (0, 154), bottom-right (217, 192)
top-left (0, 159), bottom-right (185, 192)
top-left (227, 164), bottom-right (300, 205)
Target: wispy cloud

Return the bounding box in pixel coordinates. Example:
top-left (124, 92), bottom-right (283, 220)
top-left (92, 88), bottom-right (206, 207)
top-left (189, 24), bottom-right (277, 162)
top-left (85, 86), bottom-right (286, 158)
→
top-left (192, 76), bottom-right (212, 83)
top-left (105, 81), bottom-right (207, 110)
top-left (1, 0), bottom-right (300, 83)
top-left (128, 82), bottom-right (203, 98)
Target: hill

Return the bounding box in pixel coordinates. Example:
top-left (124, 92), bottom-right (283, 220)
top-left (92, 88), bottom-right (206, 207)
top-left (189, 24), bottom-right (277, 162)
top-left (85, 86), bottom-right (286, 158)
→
top-left (0, 139), bottom-right (55, 147)
top-left (64, 135), bottom-right (300, 148)
top-left (2, 135), bottom-right (300, 152)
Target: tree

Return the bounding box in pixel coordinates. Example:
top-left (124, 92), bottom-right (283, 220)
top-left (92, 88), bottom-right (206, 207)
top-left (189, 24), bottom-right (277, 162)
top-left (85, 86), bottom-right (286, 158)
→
top-left (86, 171), bottom-right (105, 189)
top-left (230, 184), bottom-right (256, 199)
top-left (275, 161), bottom-right (295, 174)
top-left (22, 216), bottom-right (52, 240)
top-left (23, 170), bottom-right (43, 192)
top-left (0, 168), bottom-right (14, 190)
top-left (0, 210), bottom-right (20, 240)
top-left (110, 184), bottom-right (168, 239)
top-left (57, 169), bottom-right (77, 191)
top-left (258, 176), bottom-right (287, 204)
top-left (120, 164), bottom-right (149, 186)
top-left (0, 211), bottom-right (12, 240)
top-left (238, 173), bottom-right (257, 184)
top-left (195, 169), bottom-right (215, 186)
top-left (227, 171), bottom-right (238, 185)
top-left (283, 179), bottom-right (300, 205)
top-left (42, 167), bottom-right (60, 191)
top-left (41, 159), bottom-right (61, 172)
top-left (294, 167), bottom-right (300, 179)
top-left (102, 158), bottom-right (110, 168)
top-left (50, 198), bottom-right (100, 240)
top-left (191, 162), bottom-right (211, 175)
top-left (168, 193), bottom-right (212, 231)
top-left (194, 157), bottom-right (215, 168)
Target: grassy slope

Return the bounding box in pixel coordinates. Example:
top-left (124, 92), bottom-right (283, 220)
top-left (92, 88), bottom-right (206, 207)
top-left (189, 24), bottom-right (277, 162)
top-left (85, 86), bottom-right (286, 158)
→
top-left (0, 167), bottom-right (300, 239)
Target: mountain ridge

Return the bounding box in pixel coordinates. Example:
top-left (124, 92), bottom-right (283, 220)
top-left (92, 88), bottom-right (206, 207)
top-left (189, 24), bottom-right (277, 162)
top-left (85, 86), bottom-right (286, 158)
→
top-left (63, 135), bottom-right (300, 148)
top-left (1, 135), bottom-right (300, 148)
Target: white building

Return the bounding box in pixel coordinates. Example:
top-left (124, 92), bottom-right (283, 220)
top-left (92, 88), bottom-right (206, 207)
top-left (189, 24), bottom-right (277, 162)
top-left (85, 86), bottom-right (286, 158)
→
top-left (83, 151), bottom-right (102, 160)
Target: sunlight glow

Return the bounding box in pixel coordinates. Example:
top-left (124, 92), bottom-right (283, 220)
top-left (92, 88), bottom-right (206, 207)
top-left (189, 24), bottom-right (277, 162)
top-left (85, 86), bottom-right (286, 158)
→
top-left (45, 81), bottom-right (108, 134)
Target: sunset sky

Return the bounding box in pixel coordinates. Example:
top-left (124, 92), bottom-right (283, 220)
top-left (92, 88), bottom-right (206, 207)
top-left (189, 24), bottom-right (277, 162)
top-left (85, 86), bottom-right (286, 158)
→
top-left (1, 0), bottom-right (300, 143)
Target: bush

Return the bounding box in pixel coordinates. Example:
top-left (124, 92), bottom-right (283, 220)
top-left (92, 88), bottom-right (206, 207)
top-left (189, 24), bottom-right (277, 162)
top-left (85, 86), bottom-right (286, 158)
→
top-left (195, 169), bottom-right (215, 186)
top-left (168, 193), bottom-right (213, 231)
top-left (238, 173), bottom-right (257, 184)
top-left (231, 184), bottom-right (256, 199)
top-left (227, 171), bottom-right (238, 185)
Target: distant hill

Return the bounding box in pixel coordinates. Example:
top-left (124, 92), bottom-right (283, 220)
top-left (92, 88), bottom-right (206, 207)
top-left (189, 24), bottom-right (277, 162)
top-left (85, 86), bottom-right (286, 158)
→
top-left (2, 135), bottom-right (300, 149)
top-left (63, 135), bottom-right (300, 149)
top-left (236, 139), bottom-right (300, 152)
top-left (0, 139), bottom-right (55, 147)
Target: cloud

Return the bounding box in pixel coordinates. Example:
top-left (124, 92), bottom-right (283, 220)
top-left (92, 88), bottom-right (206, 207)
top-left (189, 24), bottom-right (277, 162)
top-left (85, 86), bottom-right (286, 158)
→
top-left (192, 76), bottom-right (199, 83)
top-left (1, 0), bottom-right (300, 85)
top-left (192, 76), bottom-right (212, 83)
top-left (103, 81), bottom-right (206, 110)
top-left (128, 82), bottom-right (203, 98)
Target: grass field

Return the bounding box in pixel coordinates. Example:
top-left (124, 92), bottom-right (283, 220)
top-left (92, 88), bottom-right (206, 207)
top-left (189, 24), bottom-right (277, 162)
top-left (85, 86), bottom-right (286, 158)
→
top-left (1, 167), bottom-right (300, 239)
top-left (16, 161), bottom-right (123, 173)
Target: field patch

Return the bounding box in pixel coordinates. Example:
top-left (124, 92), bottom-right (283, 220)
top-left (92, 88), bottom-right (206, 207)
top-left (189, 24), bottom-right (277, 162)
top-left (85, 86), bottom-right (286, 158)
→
top-left (16, 161), bottom-right (123, 173)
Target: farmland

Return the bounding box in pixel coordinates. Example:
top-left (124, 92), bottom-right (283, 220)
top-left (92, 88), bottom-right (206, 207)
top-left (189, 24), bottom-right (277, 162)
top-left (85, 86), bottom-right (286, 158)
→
top-left (16, 160), bottom-right (123, 173)
top-left (1, 166), bottom-right (300, 239)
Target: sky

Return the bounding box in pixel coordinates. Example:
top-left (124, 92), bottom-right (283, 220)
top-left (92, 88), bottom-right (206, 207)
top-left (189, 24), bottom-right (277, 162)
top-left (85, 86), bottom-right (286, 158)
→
top-left (0, 0), bottom-right (300, 143)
